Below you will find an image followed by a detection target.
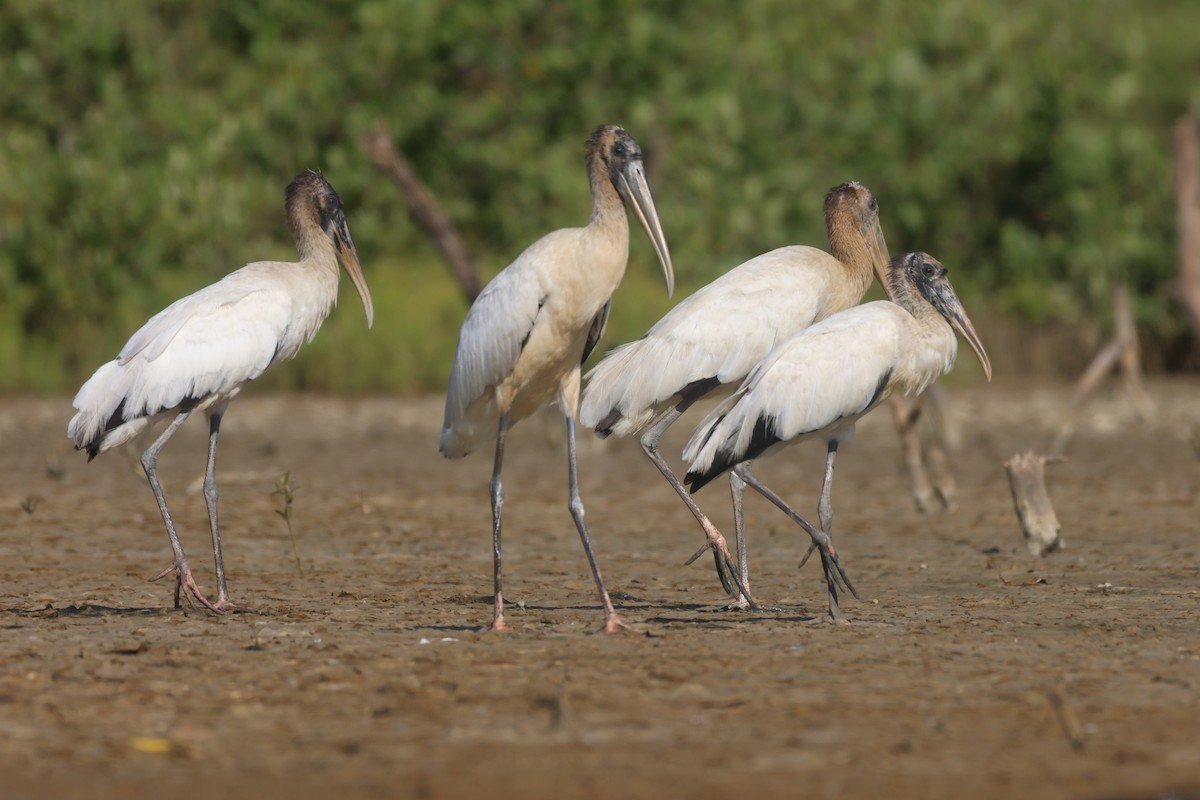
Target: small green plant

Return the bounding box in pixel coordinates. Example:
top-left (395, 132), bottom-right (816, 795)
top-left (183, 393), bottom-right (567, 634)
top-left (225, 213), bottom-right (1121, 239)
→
top-left (273, 472), bottom-right (302, 576)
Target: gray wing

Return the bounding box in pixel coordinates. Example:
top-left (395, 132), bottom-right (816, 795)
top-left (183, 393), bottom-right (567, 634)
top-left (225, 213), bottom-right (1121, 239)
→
top-left (442, 263), bottom-right (545, 432)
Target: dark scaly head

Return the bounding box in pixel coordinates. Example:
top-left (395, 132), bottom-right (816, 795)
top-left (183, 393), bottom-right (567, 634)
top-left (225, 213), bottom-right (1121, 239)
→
top-left (892, 252), bottom-right (992, 381)
top-left (285, 170), bottom-right (374, 327)
top-left (586, 125), bottom-right (674, 297)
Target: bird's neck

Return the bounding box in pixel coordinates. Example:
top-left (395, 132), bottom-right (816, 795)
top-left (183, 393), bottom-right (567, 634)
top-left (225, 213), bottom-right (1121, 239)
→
top-left (290, 238), bottom-right (342, 319)
top-left (893, 283), bottom-right (958, 391)
top-left (293, 226), bottom-right (340, 273)
top-left (887, 269), bottom-right (924, 316)
top-left (910, 311), bottom-right (958, 391)
top-left (828, 225), bottom-right (880, 298)
top-left (572, 168), bottom-right (631, 301)
top-left (587, 162), bottom-right (629, 235)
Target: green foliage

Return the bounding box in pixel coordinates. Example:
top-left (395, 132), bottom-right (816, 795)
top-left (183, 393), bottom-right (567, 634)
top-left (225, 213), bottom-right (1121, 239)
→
top-left (1, 0), bottom-right (1198, 392)
top-left (273, 470), bottom-right (302, 576)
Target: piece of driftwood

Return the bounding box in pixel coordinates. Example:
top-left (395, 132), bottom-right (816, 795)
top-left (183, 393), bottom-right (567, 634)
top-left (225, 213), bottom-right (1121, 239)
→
top-left (1004, 451), bottom-right (1064, 556)
top-left (1050, 283), bottom-right (1154, 454)
top-left (1174, 111), bottom-right (1200, 345)
top-left (358, 129), bottom-right (484, 303)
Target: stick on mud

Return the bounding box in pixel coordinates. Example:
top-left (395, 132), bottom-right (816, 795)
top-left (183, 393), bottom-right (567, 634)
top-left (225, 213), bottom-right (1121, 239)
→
top-left (1004, 452), bottom-right (1064, 556)
top-left (1046, 691), bottom-right (1086, 753)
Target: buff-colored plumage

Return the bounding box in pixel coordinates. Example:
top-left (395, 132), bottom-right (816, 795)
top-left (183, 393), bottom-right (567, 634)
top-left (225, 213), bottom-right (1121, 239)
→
top-left (439, 125), bottom-right (673, 633)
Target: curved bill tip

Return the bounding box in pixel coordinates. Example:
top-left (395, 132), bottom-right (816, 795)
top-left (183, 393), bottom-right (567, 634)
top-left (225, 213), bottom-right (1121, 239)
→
top-left (338, 242), bottom-right (374, 328)
top-left (618, 167), bottom-right (674, 298)
top-left (978, 349), bottom-right (993, 382)
top-left (949, 308), bottom-right (991, 382)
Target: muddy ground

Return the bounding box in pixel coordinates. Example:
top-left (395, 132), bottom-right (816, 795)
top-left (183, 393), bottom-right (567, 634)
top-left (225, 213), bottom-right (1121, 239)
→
top-left (1, 381), bottom-right (1198, 799)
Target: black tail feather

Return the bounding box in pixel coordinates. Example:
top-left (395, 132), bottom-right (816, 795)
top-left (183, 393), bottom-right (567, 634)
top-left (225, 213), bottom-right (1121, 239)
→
top-left (684, 462), bottom-right (725, 494)
top-left (593, 407), bottom-right (620, 439)
top-left (686, 413), bottom-right (782, 494)
top-left (79, 399), bottom-right (128, 461)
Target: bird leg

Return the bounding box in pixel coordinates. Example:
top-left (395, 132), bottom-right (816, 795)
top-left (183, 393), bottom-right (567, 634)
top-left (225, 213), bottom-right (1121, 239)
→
top-left (141, 410), bottom-right (221, 614)
top-left (799, 441), bottom-right (842, 572)
top-left (728, 468), bottom-right (750, 608)
top-left (722, 467), bottom-right (777, 611)
top-left (564, 409), bottom-right (628, 634)
top-left (733, 465), bottom-right (858, 623)
top-left (488, 412), bottom-right (515, 632)
top-left (639, 405), bottom-right (756, 606)
top-left (891, 396), bottom-right (936, 512)
top-left (201, 410), bottom-right (255, 614)
top-left (817, 440), bottom-right (838, 538)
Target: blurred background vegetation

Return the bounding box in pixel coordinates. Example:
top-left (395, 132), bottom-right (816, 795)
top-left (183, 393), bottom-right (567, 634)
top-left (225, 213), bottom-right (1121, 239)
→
top-left (2, 0), bottom-right (1198, 393)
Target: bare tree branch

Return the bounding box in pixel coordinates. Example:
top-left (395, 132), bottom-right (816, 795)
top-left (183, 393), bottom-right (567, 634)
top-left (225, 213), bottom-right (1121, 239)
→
top-left (358, 129), bottom-right (484, 303)
top-left (1051, 283), bottom-right (1153, 454)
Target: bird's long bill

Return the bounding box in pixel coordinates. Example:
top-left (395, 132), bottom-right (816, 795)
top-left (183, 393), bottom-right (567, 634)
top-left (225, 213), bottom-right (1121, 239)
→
top-left (939, 289), bottom-right (992, 382)
top-left (618, 163), bottom-right (675, 298)
top-left (335, 222), bottom-right (375, 328)
top-left (867, 220), bottom-right (892, 290)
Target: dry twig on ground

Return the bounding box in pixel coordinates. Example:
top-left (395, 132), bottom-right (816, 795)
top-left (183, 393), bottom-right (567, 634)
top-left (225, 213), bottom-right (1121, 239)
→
top-left (1004, 451), bottom-right (1065, 556)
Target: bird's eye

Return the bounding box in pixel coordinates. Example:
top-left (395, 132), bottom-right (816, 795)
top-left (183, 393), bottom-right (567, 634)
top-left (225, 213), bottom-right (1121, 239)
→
top-left (614, 144), bottom-right (625, 156)
top-left (867, 199), bottom-right (877, 211)
top-left (922, 264), bottom-right (935, 276)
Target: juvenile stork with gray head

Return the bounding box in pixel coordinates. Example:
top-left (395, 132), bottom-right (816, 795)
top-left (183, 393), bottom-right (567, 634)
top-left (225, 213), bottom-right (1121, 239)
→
top-left (580, 182), bottom-right (889, 608)
top-left (68, 171), bottom-right (374, 613)
top-left (683, 252), bottom-right (991, 622)
top-left (439, 125), bottom-right (674, 634)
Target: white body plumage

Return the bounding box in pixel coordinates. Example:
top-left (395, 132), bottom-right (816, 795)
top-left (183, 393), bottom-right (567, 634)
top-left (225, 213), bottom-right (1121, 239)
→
top-left (68, 261), bottom-right (340, 457)
top-left (684, 252), bottom-right (992, 493)
top-left (65, 170), bottom-right (373, 613)
top-left (580, 244), bottom-right (860, 438)
top-left (682, 299), bottom-right (957, 479)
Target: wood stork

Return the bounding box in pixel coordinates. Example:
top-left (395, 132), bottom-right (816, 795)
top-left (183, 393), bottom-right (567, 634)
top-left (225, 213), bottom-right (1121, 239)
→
top-left (579, 182), bottom-right (889, 607)
top-left (682, 252), bottom-right (991, 621)
top-left (67, 170), bottom-right (374, 613)
top-left (439, 125), bottom-right (674, 634)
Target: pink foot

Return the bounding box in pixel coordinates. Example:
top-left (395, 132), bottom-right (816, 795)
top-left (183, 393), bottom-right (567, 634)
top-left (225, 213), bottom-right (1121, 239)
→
top-left (725, 595), bottom-right (753, 611)
top-left (684, 529), bottom-right (735, 566)
top-left (210, 597), bottom-right (259, 615)
top-left (151, 565), bottom-right (254, 615)
top-left (600, 614), bottom-right (631, 634)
